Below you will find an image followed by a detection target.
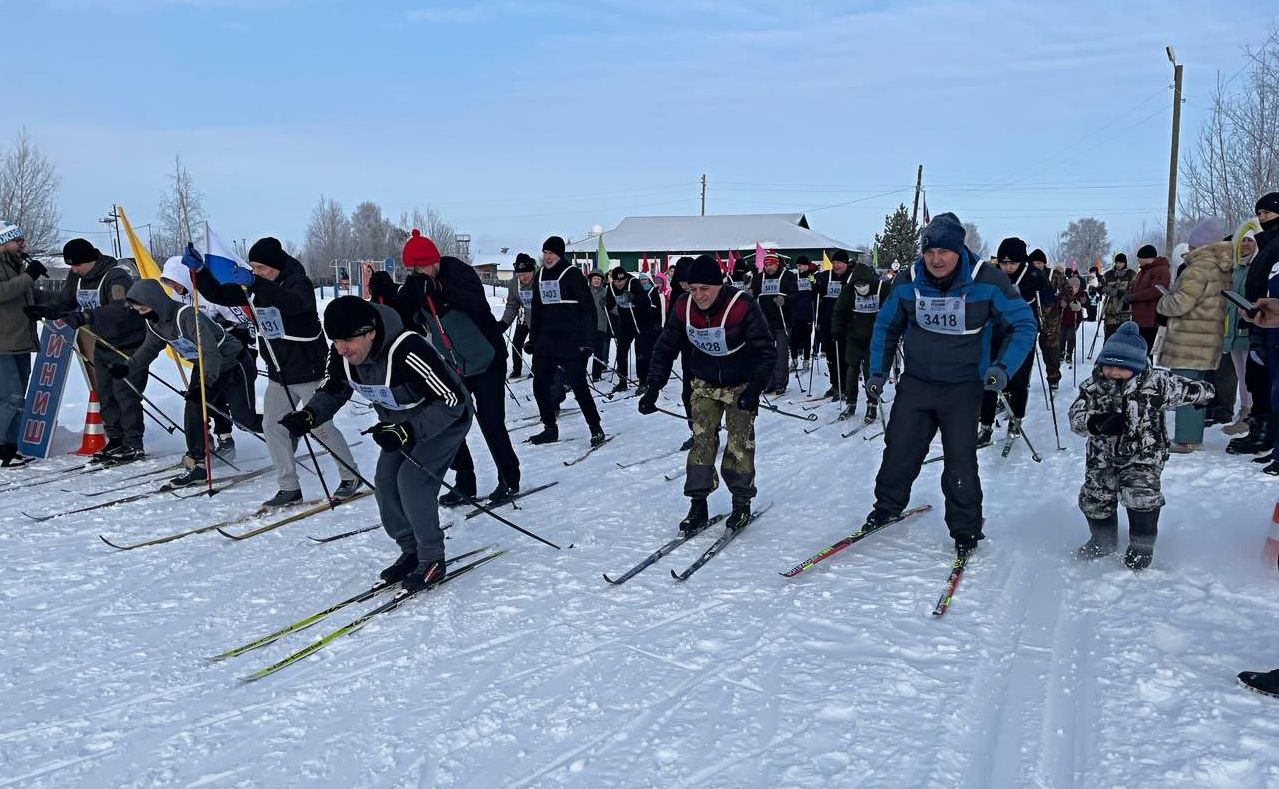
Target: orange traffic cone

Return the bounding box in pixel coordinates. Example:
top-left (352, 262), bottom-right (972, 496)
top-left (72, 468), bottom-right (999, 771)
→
top-left (72, 389), bottom-right (107, 455)
top-left (1265, 500), bottom-right (1279, 574)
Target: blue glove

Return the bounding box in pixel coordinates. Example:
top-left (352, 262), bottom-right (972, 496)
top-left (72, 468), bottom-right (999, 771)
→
top-left (181, 244), bottom-right (204, 272)
top-left (984, 364), bottom-right (1008, 392)
top-left (229, 266), bottom-right (254, 287)
top-left (865, 374), bottom-right (887, 403)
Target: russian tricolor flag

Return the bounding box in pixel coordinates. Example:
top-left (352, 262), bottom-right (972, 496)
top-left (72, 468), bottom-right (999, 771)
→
top-left (196, 223), bottom-right (247, 285)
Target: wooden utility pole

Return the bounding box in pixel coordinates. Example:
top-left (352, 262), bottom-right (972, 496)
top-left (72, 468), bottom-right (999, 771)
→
top-left (911, 165), bottom-right (924, 225)
top-left (700, 173), bottom-right (707, 216)
top-left (1166, 53), bottom-right (1183, 256)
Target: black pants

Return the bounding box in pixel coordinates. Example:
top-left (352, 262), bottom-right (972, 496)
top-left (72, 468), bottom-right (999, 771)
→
top-left (1246, 352), bottom-right (1272, 417)
top-left (818, 327), bottom-right (845, 394)
top-left (1137, 325), bottom-right (1158, 358)
top-left (1060, 323), bottom-right (1078, 363)
top-left (789, 321), bottom-right (813, 362)
top-left (615, 332), bottom-right (636, 383)
top-left (94, 346), bottom-right (146, 450)
top-left (510, 323), bottom-right (530, 377)
top-left (451, 358), bottom-right (521, 492)
top-left (590, 330), bottom-right (609, 381)
top-left (844, 342), bottom-right (871, 403)
top-left (980, 351), bottom-right (1035, 425)
top-left (184, 351), bottom-right (259, 460)
top-left (1207, 352), bottom-right (1237, 422)
top-left (874, 376), bottom-right (985, 542)
top-left (533, 353), bottom-right (601, 431)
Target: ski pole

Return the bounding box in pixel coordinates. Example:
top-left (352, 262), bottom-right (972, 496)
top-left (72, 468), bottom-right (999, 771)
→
top-left (996, 391), bottom-right (1043, 462)
top-left (1034, 346), bottom-right (1065, 451)
top-left (189, 266), bottom-right (216, 494)
top-left (368, 434), bottom-right (565, 551)
top-left (66, 338), bottom-right (179, 436)
top-left (760, 394), bottom-right (819, 422)
top-left (1034, 340), bottom-right (1051, 410)
top-left (1086, 295), bottom-right (1107, 360)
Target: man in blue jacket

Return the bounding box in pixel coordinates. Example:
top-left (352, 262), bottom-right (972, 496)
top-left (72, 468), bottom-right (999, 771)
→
top-left (862, 212), bottom-right (1038, 556)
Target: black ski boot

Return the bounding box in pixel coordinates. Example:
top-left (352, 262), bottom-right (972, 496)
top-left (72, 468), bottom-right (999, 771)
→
top-left (1075, 513), bottom-right (1118, 559)
top-left (213, 434), bottom-right (236, 463)
top-left (1253, 452), bottom-right (1274, 465)
top-left (822, 386), bottom-right (837, 399)
top-left (1238, 668), bottom-right (1279, 698)
top-left (333, 478), bottom-right (363, 501)
top-left (954, 533), bottom-right (981, 560)
top-left (90, 438), bottom-right (123, 464)
top-left (262, 488), bottom-right (303, 509)
top-left (167, 460), bottom-right (207, 488)
top-left (401, 558), bottom-right (446, 593)
top-left (611, 381), bottom-right (628, 394)
top-left (725, 503), bottom-right (753, 532)
top-left (485, 481), bottom-right (518, 503)
top-left (864, 507), bottom-right (900, 529)
top-left (0, 443), bottom-right (32, 468)
top-left (1124, 507), bottom-right (1159, 570)
top-left (527, 426), bottom-right (559, 445)
top-left (864, 402), bottom-right (877, 425)
top-left (439, 473), bottom-right (477, 506)
top-left (590, 428), bottom-right (607, 448)
top-left (679, 498), bottom-right (709, 535)
top-left (976, 424), bottom-right (994, 447)
top-left (379, 551), bottom-right (418, 585)
top-left (108, 446), bottom-right (145, 465)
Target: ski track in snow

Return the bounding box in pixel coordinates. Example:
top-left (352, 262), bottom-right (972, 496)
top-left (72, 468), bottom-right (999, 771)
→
top-left (2, 314), bottom-right (1279, 787)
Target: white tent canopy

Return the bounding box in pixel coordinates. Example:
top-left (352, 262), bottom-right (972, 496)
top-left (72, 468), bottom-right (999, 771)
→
top-left (566, 213), bottom-right (853, 254)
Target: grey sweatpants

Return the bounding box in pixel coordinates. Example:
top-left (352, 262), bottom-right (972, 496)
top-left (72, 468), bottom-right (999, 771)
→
top-left (264, 378), bottom-right (358, 492)
top-left (375, 413), bottom-right (471, 563)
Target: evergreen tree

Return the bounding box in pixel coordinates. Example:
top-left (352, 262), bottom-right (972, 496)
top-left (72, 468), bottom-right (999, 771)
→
top-left (873, 203), bottom-right (920, 270)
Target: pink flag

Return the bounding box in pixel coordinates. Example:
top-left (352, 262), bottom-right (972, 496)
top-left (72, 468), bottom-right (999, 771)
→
top-left (755, 242), bottom-right (766, 271)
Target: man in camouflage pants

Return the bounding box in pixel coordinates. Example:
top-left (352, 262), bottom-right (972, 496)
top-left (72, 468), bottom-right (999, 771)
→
top-left (1030, 249), bottom-right (1063, 388)
top-left (639, 254), bottom-right (776, 533)
top-left (1068, 321), bottom-right (1213, 569)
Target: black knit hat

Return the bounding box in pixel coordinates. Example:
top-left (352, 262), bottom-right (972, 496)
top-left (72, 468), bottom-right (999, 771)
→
top-left (248, 237), bottom-right (289, 271)
top-left (1028, 248), bottom-right (1047, 265)
top-left (1136, 244), bottom-right (1158, 260)
top-left (921, 212), bottom-right (966, 256)
top-left (996, 237), bottom-right (1028, 264)
top-left (324, 295), bottom-right (380, 340)
top-left (1114, 252), bottom-right (1128, 265)
top-left (610, 267), bottom-right (630, 281)
top-left (542, 236), bottom-right (566, 258)
top-left (830, 249), bottom-right (850, 264)
top-left (796, 255), bottom-right (812, 268)
top-left (686, 254), bottom-right (723, 286)
top-left (513, 252), bottom-right (536, 273)
top-left (1256, 192), bottom-right (1279, 215)
top-left (62, 238), bottom-right (99, 265)
top-left (672, 256), bottom-right (693, 284)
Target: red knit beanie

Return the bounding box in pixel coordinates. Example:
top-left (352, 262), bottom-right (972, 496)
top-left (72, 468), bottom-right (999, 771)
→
top-left (402, 229), bottom-right (441, 268)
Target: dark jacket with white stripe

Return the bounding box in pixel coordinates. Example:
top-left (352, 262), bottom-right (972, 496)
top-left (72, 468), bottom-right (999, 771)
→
top-left (44, 254), bottom-right (147, 349)
top-left (306, 304), bottom-right (471, 442)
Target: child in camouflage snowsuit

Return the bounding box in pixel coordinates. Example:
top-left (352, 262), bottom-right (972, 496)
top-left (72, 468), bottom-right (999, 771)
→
top-left (1068, 321), bottom-right (1213, 569)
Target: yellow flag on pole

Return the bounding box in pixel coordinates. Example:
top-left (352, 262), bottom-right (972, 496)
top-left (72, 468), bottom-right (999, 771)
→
top-left (117, 205), bottom-right (192, 375)
top-left (821, 251), bottom-right (833, 272)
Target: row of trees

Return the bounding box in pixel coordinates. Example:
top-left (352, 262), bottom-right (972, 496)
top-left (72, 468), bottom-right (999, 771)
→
top-left (301, 199), bottom-right (462, 278)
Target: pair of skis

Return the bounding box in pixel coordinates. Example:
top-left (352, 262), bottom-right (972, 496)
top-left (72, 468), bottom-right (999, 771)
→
top-left (777, 504), bottom-right (970, 616)
top-left (602, 502), bottom-right (774, 584)
top-left (210, 547), bottom-right (504, 680)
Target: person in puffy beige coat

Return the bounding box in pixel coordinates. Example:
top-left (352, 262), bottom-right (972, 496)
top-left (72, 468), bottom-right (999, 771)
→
top-left (1156, 226), bottom-right (1233, 450)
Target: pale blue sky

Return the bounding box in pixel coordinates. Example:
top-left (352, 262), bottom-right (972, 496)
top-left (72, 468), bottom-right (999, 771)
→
top-left (5, 0), bottom-right (1268, 258)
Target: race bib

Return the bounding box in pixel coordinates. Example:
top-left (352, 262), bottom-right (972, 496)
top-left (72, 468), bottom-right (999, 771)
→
top-left (518, 289), bottom-right (532, 309)
top-left (853, 293), bottom-right (880, 313)
top-left (797, 278), bottom-right (812, 292)
top-left (916, 296), bottom-right (965, 335)
top-left (169, 336), bottom-right (199, 361)
top-left (349, 382), bottom-right (411, 410)
top-left (825, 281), bottom-right (843, 299)
top-left (76, 288), bottom-right (101, 311)
top-left (687, 325), bottom-right (730, 356)
top-left (254, 306), bottom-right (286, 340)
top-left (760, 278), bottom-right (781, 296)
top-left (539, 280), bottom-right (562, 304)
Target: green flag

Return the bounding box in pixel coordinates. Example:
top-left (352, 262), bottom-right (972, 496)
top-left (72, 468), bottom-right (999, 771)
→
top-left (596, 235), bottom-right (610, 272)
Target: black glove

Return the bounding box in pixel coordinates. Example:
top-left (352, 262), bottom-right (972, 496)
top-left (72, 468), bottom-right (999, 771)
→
top-left (865, 374), bottom-right (887, 403)
top-left (278, 408), bottom-right (316, 438)
top-left (22, 304), bottom-right (49, 321)
top-left (59, 311), bottom-right (88, 329)
top-left (370, 420), bottom-right (413, 452)
top-left (24, 259), bottom-right (46, 280)
top-left (108, 363), bottom-right (131, 379)
top-left (523, 340), bottom-right (535, 355)
top-left (637, 389), bottom-right (659, 415)
top-left (736, 388), bottom-right (760, 414)
top-left (1086, 412), bottom-right (1126, 437)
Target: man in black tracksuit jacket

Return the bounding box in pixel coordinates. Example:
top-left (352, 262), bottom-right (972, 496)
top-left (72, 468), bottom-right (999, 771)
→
top-left (639, 255), bottom-right (776, 532)
top-left (526, 235), bottom-right (604, 446)
top-left (31, 239), bottom-right (148, 460)
top-left (749, 252), bottom-right (799, 393)
top-left (393, 229), bottom-right (520, 504)
top-left (814, 250), bottom-right (853, 399)
top-left (605, 267), bottom-right (658, 393)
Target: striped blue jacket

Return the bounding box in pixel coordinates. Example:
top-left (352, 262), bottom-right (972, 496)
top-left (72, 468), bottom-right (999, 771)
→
top-left (870, 249), bottom-right (1038, 384)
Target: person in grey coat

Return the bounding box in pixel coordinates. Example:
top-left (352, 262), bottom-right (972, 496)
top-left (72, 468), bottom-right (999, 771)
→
top-left (0, 221), bottom-right (43, 467)
top-left (499, 253), bottom-right (538, 378)
top-left (280, 296), bottom-right (472, 593)
top-left (112, 280), bottom-right (261, 487)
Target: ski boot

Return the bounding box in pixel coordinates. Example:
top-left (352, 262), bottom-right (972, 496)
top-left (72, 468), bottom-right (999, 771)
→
top-left (401, 559), bottom-right (446, 593)
top-left (167, 458), bottom-right (207, 488)
top-left (262, 488), bottom-right (303, 509)
top-left (954, 534), bottom-right (981, 560)
top-left (213, 434), bottom-right (236, 463)
top-left (527, 426), bottom-right (559, 445)
top-left (1238, 669), bottom-right (1279, 698)
top-left (610, 381), bottom-right (628, 394)
top-left (379, 551), bottom-right (418, 585)
top-left (1124, 507), bottom-right (1159, 570)
top-left (822, 386), bottom-right (838, 399)
top-left (332, 478), bottom-right (363, 501)
top-left (439, 473), bottom-right (477, 506)
top-left (485, 481), bottom-right (518, 504)
top-left (108, 446), bottom-right (145, 465)
top-left (976, 424), bottom-right (994, 447)
top-left (864, 507), bottom-right (900, 529)
top-left (863, 403), bottom-right (877, 425)
top-left (725, 503), bottom-right (753, 532)
top-left (590, 428), bottom-right (608, 448)
top-left (1074, 513), bottom-right (1118, 559)
top-left (90, 438), bottom-right (123, 464)
top-left (679, 499), bottom-right (709, 535)
top-left (0, 443), bottom-right (33, 468)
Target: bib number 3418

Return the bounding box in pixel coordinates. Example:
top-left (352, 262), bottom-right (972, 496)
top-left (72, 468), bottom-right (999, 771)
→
top-left (916, 297), bottom-right (964, 335)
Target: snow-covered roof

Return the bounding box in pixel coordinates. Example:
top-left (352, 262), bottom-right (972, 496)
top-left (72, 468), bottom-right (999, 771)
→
top-left (565, 213), bottom-right (853, 254)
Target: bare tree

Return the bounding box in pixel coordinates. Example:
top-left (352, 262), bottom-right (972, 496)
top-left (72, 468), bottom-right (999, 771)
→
top-left (349, 201), bottom-right (401, 262)
top-left (154, 155), bottom-right (206, 257)
top-left (399, 206), bottom-right (461, 259)
top-left (1180, 28), bottom-right (1279, 230)
top-left (0, 130), bottom-right (60, 253)
top-left (1126, 216), bottom-right (1201, 257)
top-left (961, 221), bottom-right (988, 258)
top-left (1058, 217), bottom-right (1110, 269)
top-left (303, 195), bottom-right (352, 277)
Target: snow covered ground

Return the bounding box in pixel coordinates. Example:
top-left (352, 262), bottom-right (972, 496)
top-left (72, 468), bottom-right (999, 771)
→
top-left (2, 315), bottom-right (1278, 788)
